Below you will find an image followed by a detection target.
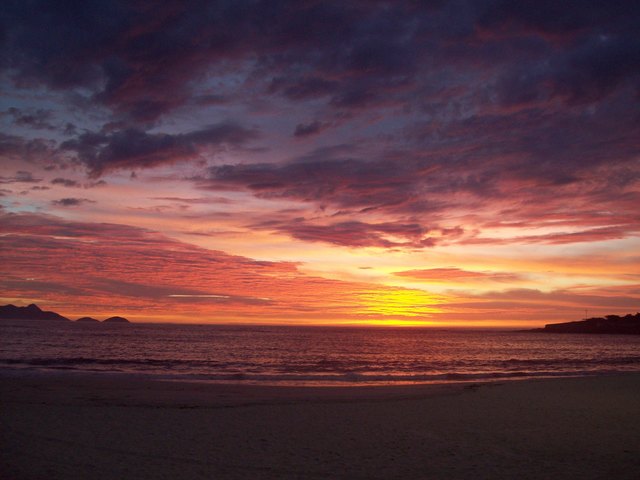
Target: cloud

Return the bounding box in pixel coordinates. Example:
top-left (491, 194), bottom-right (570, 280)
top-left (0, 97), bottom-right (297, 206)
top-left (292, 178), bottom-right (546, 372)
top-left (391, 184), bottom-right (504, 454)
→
top-left (430, 283), bottom-right (640, 325)
top-left (1, 0), bottom-right (639, 255)
top-left (151, 196), bottom-right (233, 205)
top-left (462, 224), bottom-right (640, 246)
top-left (3, 107), bottom-right (56, 130)
top-left (202, 152), bottom-right (439, 213)
top-left (0, 212), bottom-right (154, 240)
top-left (0, 171), bottom-right (42, 184)
top-left (256, 219), bottom-right (437, 249)
top-left (482, 287), bottom-right (640, 309)
top-left (51, 197), bottom-right (96, 207)
top-left (60, 122), bottom-right (258, 177)
top-left (51, 177), bottom-right (79, 187)
top-left (477, 0), bottom-right (638, 37)
top-left (394, 268), bottom-right (522, 283)
top-left (50, 178), bottom-right (108, 189)
top-left (0, 212), bottom-right (439, 322)
top-left (494, 35), bottom-right (640, 107)
top-left (198, 129), bottom-right (640, 247)
top-left (270, 76), bottom-right (340, 101)
top-left (293, 121), bottom-right (331, 137)
top-left (0, 133), bottom-right (57, 165)
top-left (92, 278), bottom-right (271, 305)
top-left (2, 0), bottom-right (638, 125)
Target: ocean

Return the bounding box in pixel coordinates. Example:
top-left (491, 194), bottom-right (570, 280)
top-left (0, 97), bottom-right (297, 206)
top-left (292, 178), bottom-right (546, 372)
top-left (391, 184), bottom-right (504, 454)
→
top-left (2, 321), bottom-right (640, 385)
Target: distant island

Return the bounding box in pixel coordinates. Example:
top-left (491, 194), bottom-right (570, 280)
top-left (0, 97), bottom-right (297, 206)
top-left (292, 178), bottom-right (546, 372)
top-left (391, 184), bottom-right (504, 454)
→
top-left (0, 304), bottom-right (130, 324)
top-left (530, 313), bottom-right (640, 335)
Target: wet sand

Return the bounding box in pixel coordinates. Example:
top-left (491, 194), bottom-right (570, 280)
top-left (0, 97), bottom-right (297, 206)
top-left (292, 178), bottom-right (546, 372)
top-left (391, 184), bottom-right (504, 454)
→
top-left (2, 373), bottom-right (640, 479)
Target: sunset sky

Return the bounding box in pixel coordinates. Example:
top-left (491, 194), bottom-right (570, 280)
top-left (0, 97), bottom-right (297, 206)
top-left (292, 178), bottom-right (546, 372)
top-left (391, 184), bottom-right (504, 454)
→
top-left (1, 1), bottom-right (639, 326)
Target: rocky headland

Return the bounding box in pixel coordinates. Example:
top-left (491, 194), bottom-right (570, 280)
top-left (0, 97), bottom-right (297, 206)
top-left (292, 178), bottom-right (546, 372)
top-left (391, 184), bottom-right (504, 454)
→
top-left (529, 313), bottom-right (640, 334)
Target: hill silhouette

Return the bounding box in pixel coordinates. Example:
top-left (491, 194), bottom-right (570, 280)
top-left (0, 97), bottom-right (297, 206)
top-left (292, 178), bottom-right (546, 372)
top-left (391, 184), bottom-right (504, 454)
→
top-left (103, 316), bottom-right (130, 323)
top-left (76, 316), bottom-right (100, 323)
top-left (0, 304), bottom-right (131, 324)
top-left (0, 304), bottom-right (70, 321)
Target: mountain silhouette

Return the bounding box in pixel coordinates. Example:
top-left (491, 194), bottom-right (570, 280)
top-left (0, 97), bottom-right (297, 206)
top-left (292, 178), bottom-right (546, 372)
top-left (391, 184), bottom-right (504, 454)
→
top-left (0, 304), bottom-right (131, 324)
top-left (0, 303), bottom-right (70, 321)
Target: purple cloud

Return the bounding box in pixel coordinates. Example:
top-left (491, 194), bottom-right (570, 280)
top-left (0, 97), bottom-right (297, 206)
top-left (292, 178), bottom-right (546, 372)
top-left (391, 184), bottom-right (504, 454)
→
top-left (60, 123), bottom-right (257, 177)
top-left (252, 219), bottom-right (437, 249)
top-left (51, 177), bottom-right (80, 187)
top-left (2, 0), bottom-right (639, 250)
top-left (51, 198), bottom-right (96, 207)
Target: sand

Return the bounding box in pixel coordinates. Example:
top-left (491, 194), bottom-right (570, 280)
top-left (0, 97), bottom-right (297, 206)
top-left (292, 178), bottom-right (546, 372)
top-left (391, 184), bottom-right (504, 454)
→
top-left (2, 373), bottom-right (640, 479)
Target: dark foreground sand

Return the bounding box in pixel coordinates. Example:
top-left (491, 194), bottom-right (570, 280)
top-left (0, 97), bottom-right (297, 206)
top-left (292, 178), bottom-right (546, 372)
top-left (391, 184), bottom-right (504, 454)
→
top-left (2, 373), bottom-right (640, 479)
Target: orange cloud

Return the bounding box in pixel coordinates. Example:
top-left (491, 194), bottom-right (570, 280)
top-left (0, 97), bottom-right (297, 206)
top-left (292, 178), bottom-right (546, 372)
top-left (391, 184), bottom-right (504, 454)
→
top-left (0, 213), bottom-right (440, 324)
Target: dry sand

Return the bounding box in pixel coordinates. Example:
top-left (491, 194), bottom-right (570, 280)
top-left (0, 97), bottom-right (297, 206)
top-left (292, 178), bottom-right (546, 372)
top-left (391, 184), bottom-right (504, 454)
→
top-left (2, 373), bottom-right (640, 479)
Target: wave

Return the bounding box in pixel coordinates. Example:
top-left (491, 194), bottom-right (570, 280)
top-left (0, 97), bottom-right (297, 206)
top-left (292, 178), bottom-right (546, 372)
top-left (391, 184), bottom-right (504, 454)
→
top-left (0, 357), bottom-right (245, 368)
top-left (499, 356), bottom-right (640, 365)
top-left (2, 356), bottom-right (640, 385)
top-left (177, 368), bottom-right (640, 385)
top-left (3, 355), bottom-right (640, 371)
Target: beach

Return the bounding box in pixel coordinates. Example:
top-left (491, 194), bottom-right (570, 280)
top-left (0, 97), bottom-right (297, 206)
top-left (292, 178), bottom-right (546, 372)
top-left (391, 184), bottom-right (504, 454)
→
top-left (2, 373), bottom-right (639, 479)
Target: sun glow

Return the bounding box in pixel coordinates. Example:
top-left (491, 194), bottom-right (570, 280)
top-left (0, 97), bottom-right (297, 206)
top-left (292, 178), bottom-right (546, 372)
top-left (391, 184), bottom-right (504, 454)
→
top-left (358, 288), bottom-right (441, 323)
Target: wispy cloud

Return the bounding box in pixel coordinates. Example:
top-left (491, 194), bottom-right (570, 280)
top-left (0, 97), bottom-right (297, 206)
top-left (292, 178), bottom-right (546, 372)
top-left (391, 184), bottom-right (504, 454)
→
top-left (394, 268), bottom-right (523, 283)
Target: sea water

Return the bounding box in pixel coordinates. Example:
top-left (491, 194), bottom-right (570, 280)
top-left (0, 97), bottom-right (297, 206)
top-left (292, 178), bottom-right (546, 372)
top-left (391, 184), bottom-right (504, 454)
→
top-left (1, 321), bottom-right (639, 385)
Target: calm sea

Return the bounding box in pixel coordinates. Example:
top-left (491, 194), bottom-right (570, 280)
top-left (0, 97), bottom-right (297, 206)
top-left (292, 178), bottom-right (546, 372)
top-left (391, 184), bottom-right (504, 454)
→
top-left (2, 321), bottom-right (640, 385)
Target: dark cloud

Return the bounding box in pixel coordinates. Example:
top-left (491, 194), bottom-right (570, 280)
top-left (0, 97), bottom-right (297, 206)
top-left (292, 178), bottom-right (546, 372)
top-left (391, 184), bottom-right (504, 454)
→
top-left (3, 107), bottom-right (56, 130)
top-left (51, 177), bottom-right (80, 187)
top-left (49, 178), bottom-right (108, 189)
top-left (477, 0), bottom-right (638, 36)
top-left (0, 133), bottom-right (56, 164)
top-left (203, 154), bottom-right (439, 213)
top-left (60, 122), bottom-right (257, 177)
top-left (63, 123), bottom-right (77, 136)
top-left (51, 197), bottom-right (96, 207)
top-left (293, 121), bottom-right (330, 138)
top-left (14, 171), bottom-right (40, 183)
top-left (199, 113), bottom-right (640, 246)
top-left (2, 1), bottom-right (638, 124)
top-left (1, 0), bottom-right (639, 249)
top-left (269, 76), bottom-right (340, 101)
top-left (253, 219), bottom-right (437, 249)
top-left (151, 196), bottom-right (233, 205)
top-left (0, 2), bottom-right (619, 123)
top-left (495, 35), bottom-right (640, 107)
top-left (0, 171), bottom-right (42, 184)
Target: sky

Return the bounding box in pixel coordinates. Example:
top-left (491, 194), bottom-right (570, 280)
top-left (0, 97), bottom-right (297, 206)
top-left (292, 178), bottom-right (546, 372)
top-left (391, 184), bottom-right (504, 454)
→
top-left (1, 0), bottom-right (639, 326)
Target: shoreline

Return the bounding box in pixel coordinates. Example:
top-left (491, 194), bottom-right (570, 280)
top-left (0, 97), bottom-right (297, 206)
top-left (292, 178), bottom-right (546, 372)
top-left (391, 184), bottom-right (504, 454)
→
top-left (2, 371), bottom-right (640, 479)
